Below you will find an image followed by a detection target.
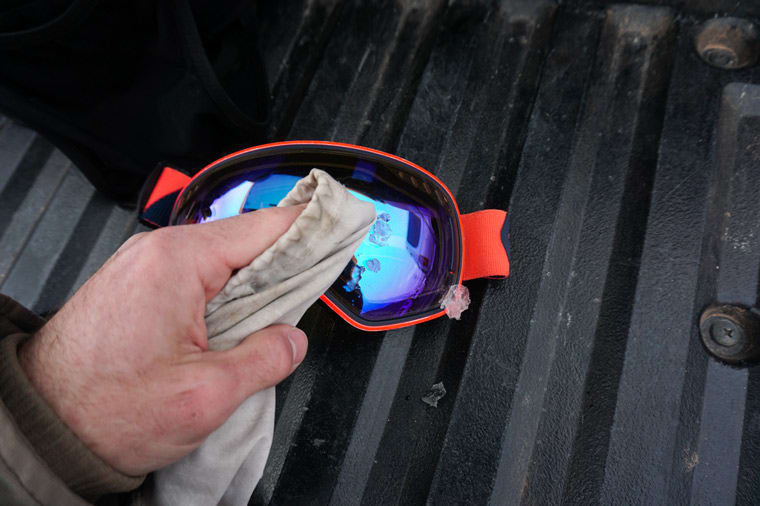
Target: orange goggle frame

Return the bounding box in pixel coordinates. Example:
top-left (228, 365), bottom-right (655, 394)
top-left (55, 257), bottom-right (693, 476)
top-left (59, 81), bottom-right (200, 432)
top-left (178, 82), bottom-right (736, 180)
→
top-left (139, 141), bottom-right (510, 331)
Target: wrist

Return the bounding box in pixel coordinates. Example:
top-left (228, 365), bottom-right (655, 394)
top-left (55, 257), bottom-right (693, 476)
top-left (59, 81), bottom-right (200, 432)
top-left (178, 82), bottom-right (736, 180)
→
top-left (18, 322), bottom-right (109, 472)
top-left (18, 325), bottom-right (80, 434)
top-left (1, 332), bottom-right (145, 497)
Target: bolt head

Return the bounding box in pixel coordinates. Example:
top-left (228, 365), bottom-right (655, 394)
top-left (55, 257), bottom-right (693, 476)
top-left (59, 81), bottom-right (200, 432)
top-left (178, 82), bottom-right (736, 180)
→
top-left (707, 317), bottom-right (742, 346)
top-left (703, 48), bottom-right (737, 68)
top-left (695, 18), bottom-right (760, 70)
top-left (700, 304), bottom-right (760, 364)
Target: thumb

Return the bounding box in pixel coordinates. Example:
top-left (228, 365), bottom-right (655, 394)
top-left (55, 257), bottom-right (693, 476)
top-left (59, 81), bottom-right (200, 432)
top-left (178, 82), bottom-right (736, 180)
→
top-left (208, 324), bottom-right (308, 403)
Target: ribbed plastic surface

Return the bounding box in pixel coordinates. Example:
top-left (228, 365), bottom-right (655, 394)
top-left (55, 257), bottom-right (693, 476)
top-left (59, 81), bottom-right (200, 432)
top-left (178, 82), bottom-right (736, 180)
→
top-left (2, 1), bottom-right (760, 504)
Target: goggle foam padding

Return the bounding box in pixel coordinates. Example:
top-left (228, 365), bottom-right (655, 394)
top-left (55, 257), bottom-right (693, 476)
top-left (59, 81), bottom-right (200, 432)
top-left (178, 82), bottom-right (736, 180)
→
top-left (461, 209), bottom-right (510, 281)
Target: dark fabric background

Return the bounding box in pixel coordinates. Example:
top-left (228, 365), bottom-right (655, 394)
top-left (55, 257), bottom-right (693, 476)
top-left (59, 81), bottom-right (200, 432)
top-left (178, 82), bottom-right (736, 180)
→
top-left (0, 0), bottom-right (270, 203)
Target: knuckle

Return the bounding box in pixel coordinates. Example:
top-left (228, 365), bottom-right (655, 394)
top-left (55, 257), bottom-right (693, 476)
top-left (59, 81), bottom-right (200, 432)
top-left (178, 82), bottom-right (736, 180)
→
top-left (120, 231), bottom-right (148, 250)
top-left (128, 229), bottom-right (184, 269)
top-left (172, 382), bottom-right (226, 435)
top-left (140, 228), bottom-right (174, 251)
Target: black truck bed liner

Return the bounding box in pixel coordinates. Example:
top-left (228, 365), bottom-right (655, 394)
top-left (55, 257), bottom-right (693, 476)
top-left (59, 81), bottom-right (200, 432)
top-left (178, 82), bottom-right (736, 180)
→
top-left (2, 1), bottom-right (760, 504)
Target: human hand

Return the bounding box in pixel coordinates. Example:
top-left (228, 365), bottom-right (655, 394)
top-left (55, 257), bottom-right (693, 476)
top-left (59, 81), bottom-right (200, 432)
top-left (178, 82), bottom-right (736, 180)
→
top-left (18, 206), bottom-right (308, 476)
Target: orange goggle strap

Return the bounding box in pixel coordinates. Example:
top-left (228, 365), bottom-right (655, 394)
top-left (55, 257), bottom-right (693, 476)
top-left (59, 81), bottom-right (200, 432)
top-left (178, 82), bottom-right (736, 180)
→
top-left (460, 209), bottom-right (510, 281)
top-left (138, 165), bottom-right (191, 228)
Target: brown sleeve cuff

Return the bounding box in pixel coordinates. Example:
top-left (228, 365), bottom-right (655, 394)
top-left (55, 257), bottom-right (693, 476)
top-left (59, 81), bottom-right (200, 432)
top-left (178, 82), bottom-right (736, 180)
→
top-left (0, 297), bottom-right (145, 499)
top-left (0, 293), bottom-right (46, 336)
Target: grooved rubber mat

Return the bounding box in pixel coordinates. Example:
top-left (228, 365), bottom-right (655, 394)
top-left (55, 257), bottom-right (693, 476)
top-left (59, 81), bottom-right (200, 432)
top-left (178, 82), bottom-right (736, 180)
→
top-left (2, 1), bottom-right (760, 504)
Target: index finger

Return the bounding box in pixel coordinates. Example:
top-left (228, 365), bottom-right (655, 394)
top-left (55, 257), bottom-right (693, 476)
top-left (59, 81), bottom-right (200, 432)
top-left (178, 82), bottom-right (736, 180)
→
top-left (186, 204), bottom-right (306, 299)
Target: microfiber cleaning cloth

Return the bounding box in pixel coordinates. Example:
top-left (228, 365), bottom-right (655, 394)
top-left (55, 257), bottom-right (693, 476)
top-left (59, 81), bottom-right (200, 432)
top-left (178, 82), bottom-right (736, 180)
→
top-left (146, 169), bottom-right (376, 505)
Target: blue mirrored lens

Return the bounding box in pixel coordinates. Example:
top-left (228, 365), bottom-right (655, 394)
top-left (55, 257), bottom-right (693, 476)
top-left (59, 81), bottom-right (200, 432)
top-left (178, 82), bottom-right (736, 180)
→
top-left (197, 173), bottom-right (440, 320)
top-left (173, 149), bottom-right (460, 324)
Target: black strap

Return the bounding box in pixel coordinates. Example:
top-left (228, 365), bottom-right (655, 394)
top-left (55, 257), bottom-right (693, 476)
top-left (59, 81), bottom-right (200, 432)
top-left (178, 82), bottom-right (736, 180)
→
top-left (173, 0), bottom-right (271, 134)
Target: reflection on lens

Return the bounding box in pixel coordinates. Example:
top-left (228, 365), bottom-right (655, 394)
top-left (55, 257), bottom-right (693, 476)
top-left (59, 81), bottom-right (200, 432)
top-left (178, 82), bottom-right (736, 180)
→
top-left (343, 190), bottom-right (436, 318)
top-left (202, 181), bottom-right (253, 221)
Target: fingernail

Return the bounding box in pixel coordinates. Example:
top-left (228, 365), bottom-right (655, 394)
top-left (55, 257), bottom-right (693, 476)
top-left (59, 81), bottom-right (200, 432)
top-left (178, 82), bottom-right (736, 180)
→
top-left (286, 328), bottom-right (307, 367)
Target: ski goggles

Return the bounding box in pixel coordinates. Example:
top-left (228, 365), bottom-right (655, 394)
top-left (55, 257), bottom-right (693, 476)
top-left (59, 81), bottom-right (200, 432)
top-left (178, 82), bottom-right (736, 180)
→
top-left (139, 141), bottom-right (510, 331)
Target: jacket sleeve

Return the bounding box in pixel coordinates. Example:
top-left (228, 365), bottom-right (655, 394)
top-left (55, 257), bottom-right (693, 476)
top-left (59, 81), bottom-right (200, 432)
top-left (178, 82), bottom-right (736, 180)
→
top-left (0, 294), bottom-right (145, 504)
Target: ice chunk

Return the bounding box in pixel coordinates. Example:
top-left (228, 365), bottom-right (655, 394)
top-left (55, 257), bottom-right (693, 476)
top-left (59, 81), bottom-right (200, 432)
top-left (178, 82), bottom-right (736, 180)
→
top-left (421, 382), bottom-right (446, 408)
top-left (369, 213), bottom-right (391, 246)
top-left (343, 264), bottom-right (366, 292)
top-left (440, 284), bottom-right (471, 319)
top-left (365, 258), bottom-right (381, 273)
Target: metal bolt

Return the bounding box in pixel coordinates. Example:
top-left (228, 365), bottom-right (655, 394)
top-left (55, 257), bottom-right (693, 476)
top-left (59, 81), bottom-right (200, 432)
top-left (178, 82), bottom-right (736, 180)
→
top-left (702, 48), bottom-right (737, 68)
top-left (700, 304), bottom-right (760, 364)
top-left (695, 18), bottom-right (760, 70)
top-left (707, 317), bottom-right (741, 346)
